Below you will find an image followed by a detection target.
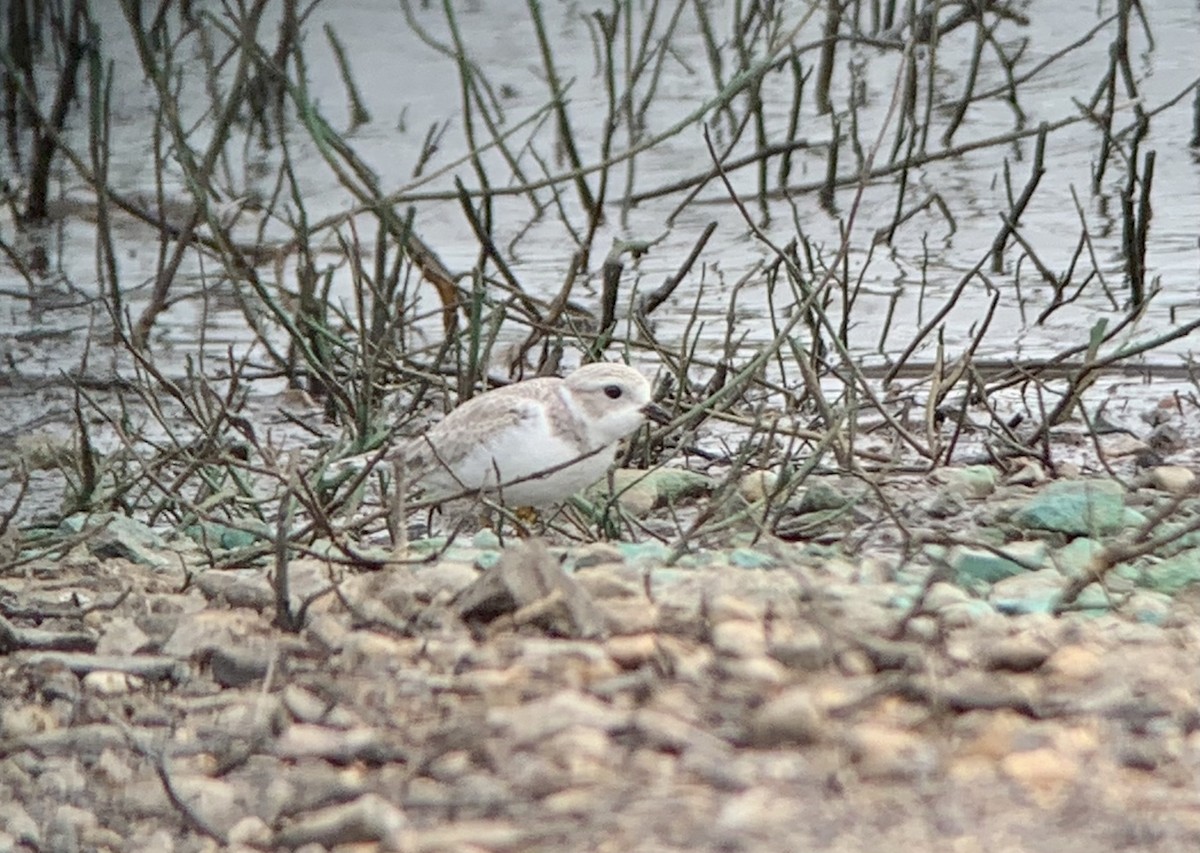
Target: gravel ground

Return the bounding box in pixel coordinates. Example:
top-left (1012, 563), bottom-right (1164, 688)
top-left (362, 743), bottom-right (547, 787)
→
top-left (3, 469), bottom-right (1200, 852)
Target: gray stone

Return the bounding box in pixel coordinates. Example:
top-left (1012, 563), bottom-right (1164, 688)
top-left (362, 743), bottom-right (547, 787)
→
top-left (747, 687), bottom-right (826, 746)
top-left (934, 465), bottom-right (998, 498)
top-left (453, 539), bottom-right (606, 639)
top-left (60, 513), bottom-right (170, 567)
top-left (989, 569), bottom-right (1070, 615)
top-left (589, 468), bottom-right (713, 516)
top-left (797, 479), bottom-right (852, 513)
top-left (983, 634), bottom-right (1053, 671)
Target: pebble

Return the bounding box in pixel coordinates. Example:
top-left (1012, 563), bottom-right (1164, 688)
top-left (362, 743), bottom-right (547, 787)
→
top-left (570, 542), bottom-right (625, 570)
top-left (983, 635), bottom-right (1053, 672)
top-left (747, 687), bottom-right (825, 746)
top-left (81, 670), bottom-right (145, 696)
top-left (934, 465), bottom-right (998, 498)
top-left (937, 600), bottom-right (996, 630)
top-left (768, 624), bottom-right (828, 670)
top-left (574, 565), bottom-right (643, 599)
top-left (1042, 644), bottom-right (1103, 682)
top-left (989, 569), bottom-right (1068, 615)
top-left (737, 470), bottom-right (780, 504)
top-left (605, 634), bottom-right (658, 669)
top-left (999, 747), bottom-right (1080, 807)
top-left (711, 620), bottom-right (767, 658)
top-left (843, 724), bottom-right (939, 780)
top-left (1148, 465), bottom-right (1197, 496)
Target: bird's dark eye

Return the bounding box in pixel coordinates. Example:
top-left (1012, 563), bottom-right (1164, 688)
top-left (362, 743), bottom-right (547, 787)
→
top-left (604, 384), bottom-right (622, 399)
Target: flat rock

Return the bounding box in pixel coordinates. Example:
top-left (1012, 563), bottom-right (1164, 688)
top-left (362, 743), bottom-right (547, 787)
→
top-left (952, 540), bottom-right (1048, 586)
top-left (746, 687), bottom-right (826, 746)
top-left (1013, 479), bottom-right (1127, 536)
top-left (454, 539), bottom-right (606, 639)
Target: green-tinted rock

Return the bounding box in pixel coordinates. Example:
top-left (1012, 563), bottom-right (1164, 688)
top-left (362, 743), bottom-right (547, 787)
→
top-left (951, 540), bottom-right (1047, 586)
top-left (616, 541), bottom-right (673, 564)
top-left (63, 512), bottom-right (170, 566)
top-left (472, 529), bottom-right (501, 550)
top-left (184, 521), bottom-right (264, 551)
top-left (407, 536), bottom-right (448, 554)
top-left (474, 550), bottom-right (502, 570)
top-left (1123, 590), bottom-right (1172, 625)
top-left (1013, 479), bottom-right (1125, 536)
top-left (1051, 537), bottom-right (1103, 579)
top-left (1121, 507), bottom-right (1149, 529)
top-left (1140, 549), bottom-right (1200, 594)
top-left (797, 480), bottom-right (851, 513)
top-left (729, 548), bottom-right (776, 569)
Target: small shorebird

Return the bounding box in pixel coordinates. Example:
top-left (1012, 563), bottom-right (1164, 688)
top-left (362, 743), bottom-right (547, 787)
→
top-left (400, 362), bottom-right (665, 509)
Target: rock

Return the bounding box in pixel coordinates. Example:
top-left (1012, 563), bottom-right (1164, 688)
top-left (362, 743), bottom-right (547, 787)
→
top-left (1050, 537), bottom-right (1103, 579)
top-left (1013, 479), bottom-right (1126, 536)
top-left (60, 513), bottom-right (171, 567)
top-left (923, 581), bottom-right (972, 611)
top-left (797, 479), bottom-right (851, 513)
top-left (934, 465), bottom-right (997, 498)
top-left (1042, 644), bottom-right (1103, 682)
top-left (936, 600), bottom-right (996, 630)
top-left (573, 565), bottom-right (642, 599)
top-left (453, 539), bottom-right (606, 639)
top-left (272, 793), bottom-right (407, 850)
top-left (0, 803), bottom-right (39, 848)
top-left (924, 490), bottom-right (969, 518)
top-left (615, 541), bottom-right (672, 564)
top-left (471, 529), bottom-right (501, 550)
top-left (999, 747), bottom-right (1079, 807)
top-left (161, 609), bottom-right (267, 659)
top-left (1121, 590), bottom-right (1172, 626)
top-left (1005, 460), bottom-right (1048, 486)
top-left (768, 624), bottom-right (828, 670)
top-left (81, 670), bottom-right (145, 696)
top-left (595, 598), bottom-right (658, 635)
top-left (737, 470), bottom-right (781, 504)
top-left (605, 634), bottom-right (658, 669)
top-left (569, 542), bottom-right (624, 570)
top-left (228, 816), bottom-right (273, 848)
top-left (0, 704), bottom-right (60, 737)
top-left (207, 643), bottom-right (273, 688)
top-left (95, 617), bottom-right (151, 657)
top-left (711, 620), bottom-right (767, 658)
top-left (708, 595), bottom-right (761, 623)
top-left (747, 687), bottom-right (825, 746)
top-left (988, 569), bottom-right (1069, 615)
top-left (983, 635), bottom-right (1053, 672)
top-left (1147, 466), bottom-right (1196, 496)
top-left (844, 724), bottom-right (938, 780)
top-left (728, 548), bottom-right (776, 569)
top-left (184, 521), bottom-right (265, 550)
top-left (1140, 548), bottom-right (1200, 594)
top-left (951, 540), bottom-right (1047, 586)
top-left (589, 468), bottom-right (713, 516)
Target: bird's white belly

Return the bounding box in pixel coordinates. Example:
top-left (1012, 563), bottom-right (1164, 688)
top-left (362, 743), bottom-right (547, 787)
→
top-left (424, 430), bottom-right (617, 507)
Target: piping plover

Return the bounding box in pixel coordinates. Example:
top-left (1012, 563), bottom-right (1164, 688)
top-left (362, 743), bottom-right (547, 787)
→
top-left (400, 362), bottom-right (663, 508)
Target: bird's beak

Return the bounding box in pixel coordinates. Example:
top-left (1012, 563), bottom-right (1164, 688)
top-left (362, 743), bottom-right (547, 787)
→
top-left (641, 402), bottom-right (672, 425)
